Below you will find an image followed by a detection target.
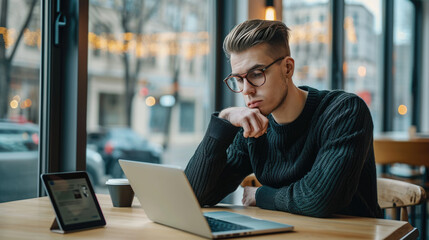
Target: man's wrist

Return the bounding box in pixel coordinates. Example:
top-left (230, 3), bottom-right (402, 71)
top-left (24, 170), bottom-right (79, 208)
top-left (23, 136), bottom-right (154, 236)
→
top-left (256, 186), bottom-right (278, 210)
top-left (207, 113), bottom-right (239, 143)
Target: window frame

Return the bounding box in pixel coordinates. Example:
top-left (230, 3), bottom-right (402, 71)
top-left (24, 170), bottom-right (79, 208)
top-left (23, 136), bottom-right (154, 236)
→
top-left (38, 0), bottom-right (88, 196)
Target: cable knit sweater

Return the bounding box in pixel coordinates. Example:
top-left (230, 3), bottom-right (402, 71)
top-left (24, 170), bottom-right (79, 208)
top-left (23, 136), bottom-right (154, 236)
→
top-left (185, 86), bottom-right (382, 218)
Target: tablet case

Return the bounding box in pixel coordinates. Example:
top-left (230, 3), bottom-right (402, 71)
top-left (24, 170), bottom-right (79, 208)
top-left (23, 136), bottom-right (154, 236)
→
top-left (41, 171), bottom-right (106, 234)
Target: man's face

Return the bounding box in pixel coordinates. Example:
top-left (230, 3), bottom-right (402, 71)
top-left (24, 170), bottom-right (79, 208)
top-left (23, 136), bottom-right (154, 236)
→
top-left (230, 43), bottom-right (290, 116)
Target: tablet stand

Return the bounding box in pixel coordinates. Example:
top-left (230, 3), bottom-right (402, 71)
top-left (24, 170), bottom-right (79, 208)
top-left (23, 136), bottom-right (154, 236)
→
top-left (49, 217), bottom-right (105, 233)
top-left (50, 219), bottom-right (65, 234)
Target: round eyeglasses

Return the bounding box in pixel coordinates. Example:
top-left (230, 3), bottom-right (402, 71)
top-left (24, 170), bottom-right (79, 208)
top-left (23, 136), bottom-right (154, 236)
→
top-left (223, 57), bottom-right (285, 93)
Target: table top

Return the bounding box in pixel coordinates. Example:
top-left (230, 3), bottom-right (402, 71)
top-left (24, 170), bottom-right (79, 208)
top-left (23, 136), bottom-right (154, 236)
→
top-left (373, 132), bottom-right (429, 166)
top-left (0, 194), bottom-right (417, 239)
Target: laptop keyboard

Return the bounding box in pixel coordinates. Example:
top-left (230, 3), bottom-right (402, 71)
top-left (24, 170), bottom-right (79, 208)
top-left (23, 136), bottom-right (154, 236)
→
top-left (205, 216), bottom-right (251, 232)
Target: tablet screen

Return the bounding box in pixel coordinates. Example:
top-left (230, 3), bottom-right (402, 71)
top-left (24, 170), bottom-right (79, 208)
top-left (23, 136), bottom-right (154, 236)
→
top-left (41, 172), bottom-right (106, 232)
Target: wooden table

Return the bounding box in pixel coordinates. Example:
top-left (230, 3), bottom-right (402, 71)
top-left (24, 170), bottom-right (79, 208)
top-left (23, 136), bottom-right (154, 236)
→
top-left (0, 194), bottom-right (418, 239)
top-left (374, 132), bottom-right (429, 166)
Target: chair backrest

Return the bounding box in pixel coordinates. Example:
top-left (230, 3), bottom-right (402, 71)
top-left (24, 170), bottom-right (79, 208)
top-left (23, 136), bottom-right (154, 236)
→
top-left (377, 177), bottom-right (426, 221)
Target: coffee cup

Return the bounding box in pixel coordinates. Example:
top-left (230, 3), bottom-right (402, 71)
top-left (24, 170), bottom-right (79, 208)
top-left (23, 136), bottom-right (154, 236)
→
top-left (106, 178), bottom-right (134, 207)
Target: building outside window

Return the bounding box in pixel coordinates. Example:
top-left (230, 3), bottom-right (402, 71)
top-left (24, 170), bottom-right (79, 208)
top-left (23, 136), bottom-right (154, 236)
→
top-left (283, 0), bottom-right (330, 90)
top-left (0, 0), bottom-right (41, 202)
top-left (179, 101), bottom-right (195, 133)
top-left (344, 0), bottom-right (383, 133)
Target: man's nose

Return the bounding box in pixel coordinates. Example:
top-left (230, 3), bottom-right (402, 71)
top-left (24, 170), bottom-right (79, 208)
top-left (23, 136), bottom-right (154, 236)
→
top-left (242, 79), bottom-right (256, 95)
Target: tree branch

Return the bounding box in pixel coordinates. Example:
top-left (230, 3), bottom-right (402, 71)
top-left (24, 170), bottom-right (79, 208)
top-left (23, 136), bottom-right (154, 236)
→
top-left (142, 2), bottom-right (159, 23)
top-left (8, 0), bottom-right (37, 62)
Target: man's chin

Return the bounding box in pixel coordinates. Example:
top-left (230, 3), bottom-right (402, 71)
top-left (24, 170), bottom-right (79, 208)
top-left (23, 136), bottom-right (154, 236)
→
top-left (258, 108), bottom-right (270, 116)
top-left (246, 105), bottom-right (269, 116)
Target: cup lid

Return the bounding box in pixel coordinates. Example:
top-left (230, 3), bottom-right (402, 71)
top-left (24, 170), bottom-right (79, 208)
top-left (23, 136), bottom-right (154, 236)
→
top-left (106, 178), bottom-right (130, 185)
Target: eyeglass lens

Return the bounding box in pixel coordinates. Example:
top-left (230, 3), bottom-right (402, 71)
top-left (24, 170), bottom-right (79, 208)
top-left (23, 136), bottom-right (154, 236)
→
top-left (226, 69), bottom-right (265, 92)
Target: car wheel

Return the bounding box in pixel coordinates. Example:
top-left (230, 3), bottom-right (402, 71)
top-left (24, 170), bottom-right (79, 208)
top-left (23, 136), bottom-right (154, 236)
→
top-left (111, 161), bottom-right (125, 178)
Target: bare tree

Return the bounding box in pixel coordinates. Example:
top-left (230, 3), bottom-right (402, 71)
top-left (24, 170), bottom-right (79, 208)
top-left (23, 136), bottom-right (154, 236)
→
top-left (0, 0), bottom-right (37, 119)
top-left (119, 0), bottom-right (159, 127)
top-left (157, 0), bottom-right (185, 149)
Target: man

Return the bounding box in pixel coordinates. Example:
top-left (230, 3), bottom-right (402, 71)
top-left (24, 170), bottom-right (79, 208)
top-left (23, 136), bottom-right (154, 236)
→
top-left (185, 19), bottom-right (382, 218)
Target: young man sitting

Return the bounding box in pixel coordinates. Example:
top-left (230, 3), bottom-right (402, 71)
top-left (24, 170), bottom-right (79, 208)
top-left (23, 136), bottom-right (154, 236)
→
top-left (185, 19), bottom-right (382, 218)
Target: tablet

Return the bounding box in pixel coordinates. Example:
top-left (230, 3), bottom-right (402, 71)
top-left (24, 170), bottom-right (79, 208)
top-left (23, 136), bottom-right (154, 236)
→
top-left (41, 171), bottom-right (106, 233)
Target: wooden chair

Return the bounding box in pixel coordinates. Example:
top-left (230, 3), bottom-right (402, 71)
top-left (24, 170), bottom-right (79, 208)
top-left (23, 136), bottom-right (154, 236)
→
top-left (240, 174), bottom-right (427, 222)
top-left (240, 173), bottom-right (261, 188)
top-left (374, 138), bottom-right (429, 238)
top-left (377, 177), bottom-right (426, 222)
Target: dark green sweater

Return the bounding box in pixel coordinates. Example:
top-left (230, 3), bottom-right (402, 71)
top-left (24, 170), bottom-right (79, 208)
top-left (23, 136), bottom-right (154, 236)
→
top-left (185, 86), bottom-right (382, 218)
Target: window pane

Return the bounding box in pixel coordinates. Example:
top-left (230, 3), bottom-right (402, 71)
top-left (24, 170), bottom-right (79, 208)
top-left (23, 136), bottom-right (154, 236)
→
top-left (283, 0), bottom-right (330, 90)
top-left (179, 101), bottom-right (195, 133)
top-left (87, 0), bottom-right (211, 190)
top-left (0, 0), bottom-right (41, 202)
top-left (393, 0), bottom-right (414, 131)
top-left (344, 0), bottom-right (383, 133)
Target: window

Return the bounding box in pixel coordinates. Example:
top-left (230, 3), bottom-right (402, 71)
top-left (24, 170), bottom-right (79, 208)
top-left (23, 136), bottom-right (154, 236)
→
top-left (180, 101), bottom-right (195, 133)
top-left (344, 0), bottom-right (382, 133)
top-left (87, 0), bottom-right (211, 184)
top-left (0, 0), bottom-right (41, 202)
top-left (149, 104), bottom-right (169, 133)
top-left (392, 0), bottom-right (415, 131)
top-left (283, 0), bottom-right (330, 90)
top-left (99, 93), bottom-right (126, 126)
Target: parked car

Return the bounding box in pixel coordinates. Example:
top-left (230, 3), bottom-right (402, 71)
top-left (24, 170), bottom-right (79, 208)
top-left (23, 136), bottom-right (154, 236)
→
top-left (86, 148), bottom-right (108, 186)
top-left (0, 120), bottom-right (107, 202)
top-left (87, 128), bottom-right (163, 178)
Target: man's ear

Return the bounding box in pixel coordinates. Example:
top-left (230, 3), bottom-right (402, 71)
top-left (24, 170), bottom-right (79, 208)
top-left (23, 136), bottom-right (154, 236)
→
top-left (285, 57), bottom-right (295, 78)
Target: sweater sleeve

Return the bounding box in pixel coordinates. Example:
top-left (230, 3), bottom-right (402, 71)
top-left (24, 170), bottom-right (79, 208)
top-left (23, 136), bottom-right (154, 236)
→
top-left (185, 113), bottom-right (253, 206)
top-left (255, 95), bottom-right (374, 217)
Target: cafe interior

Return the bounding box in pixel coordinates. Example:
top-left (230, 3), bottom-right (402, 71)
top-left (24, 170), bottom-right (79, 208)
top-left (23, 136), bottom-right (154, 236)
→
top-left (1, 0), bottom-right (429, 239)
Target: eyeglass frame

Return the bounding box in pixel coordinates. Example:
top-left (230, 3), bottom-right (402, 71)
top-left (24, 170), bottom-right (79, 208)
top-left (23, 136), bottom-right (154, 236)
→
top-left (223, 56), bottom-right (286, 93)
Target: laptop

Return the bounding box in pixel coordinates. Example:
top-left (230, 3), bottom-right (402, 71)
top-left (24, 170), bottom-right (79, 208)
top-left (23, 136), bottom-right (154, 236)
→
top-left (119, 160), bottom-right (294, 239)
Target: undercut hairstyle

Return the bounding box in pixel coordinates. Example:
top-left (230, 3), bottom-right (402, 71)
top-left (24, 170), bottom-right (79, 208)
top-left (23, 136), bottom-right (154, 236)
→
top-left (223, 19), bottom-right (291, 59)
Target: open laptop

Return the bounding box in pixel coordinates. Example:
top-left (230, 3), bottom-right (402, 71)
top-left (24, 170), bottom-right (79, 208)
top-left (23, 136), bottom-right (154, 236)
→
top-left (119, 160), bottom-right (294, 239)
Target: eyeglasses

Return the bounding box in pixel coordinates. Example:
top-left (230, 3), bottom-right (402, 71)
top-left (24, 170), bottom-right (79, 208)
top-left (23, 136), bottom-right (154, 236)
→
top-left (223, 57), bottom-right (285, 93)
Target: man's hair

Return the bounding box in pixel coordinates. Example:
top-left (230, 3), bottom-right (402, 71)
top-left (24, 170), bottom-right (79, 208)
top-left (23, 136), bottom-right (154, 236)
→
top-left (223, 19), bottom-right (291, 59)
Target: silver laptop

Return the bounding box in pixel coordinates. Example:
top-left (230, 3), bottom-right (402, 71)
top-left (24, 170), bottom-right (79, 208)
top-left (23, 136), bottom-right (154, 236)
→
top-left (119, 160), bottom-right (294, 239)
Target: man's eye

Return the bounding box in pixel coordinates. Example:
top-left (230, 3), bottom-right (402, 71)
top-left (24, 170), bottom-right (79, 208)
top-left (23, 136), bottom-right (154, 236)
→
top-left (248, 71), bottom-right (263, 79)
top-left (234, 77), bottom-right (244, 83)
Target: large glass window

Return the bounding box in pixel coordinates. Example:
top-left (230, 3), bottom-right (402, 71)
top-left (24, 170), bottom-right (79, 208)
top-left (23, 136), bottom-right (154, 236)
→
top-left (283, 0), bottom-right (330, 90)
top-left (392, 0), bottom-right (415, 131)
top-left (344, 0), bottom-right (383, 133)
top-left (0, 0), bottom-right (41, 202)
top-left (87, 0), bottom-right (211, 190)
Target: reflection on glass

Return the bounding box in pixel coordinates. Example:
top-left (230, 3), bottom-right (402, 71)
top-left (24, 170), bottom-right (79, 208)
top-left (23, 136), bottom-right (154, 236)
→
top-left (87, 0), bottom-right (210, 189)
top-left (393, 0), bottom-right (414, 131)
top-left (344, 0), bottom-right (382, 133)
top-left (283, 0), bottom-right (330, 90)
top-left (0, 0), bottom-right (40, 202)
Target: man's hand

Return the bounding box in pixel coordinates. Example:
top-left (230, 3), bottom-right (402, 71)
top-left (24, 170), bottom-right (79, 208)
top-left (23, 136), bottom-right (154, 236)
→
top-left (242, 186), bottom-right (258, 206)
top-left (219, 107), bottom-right (268, 138)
